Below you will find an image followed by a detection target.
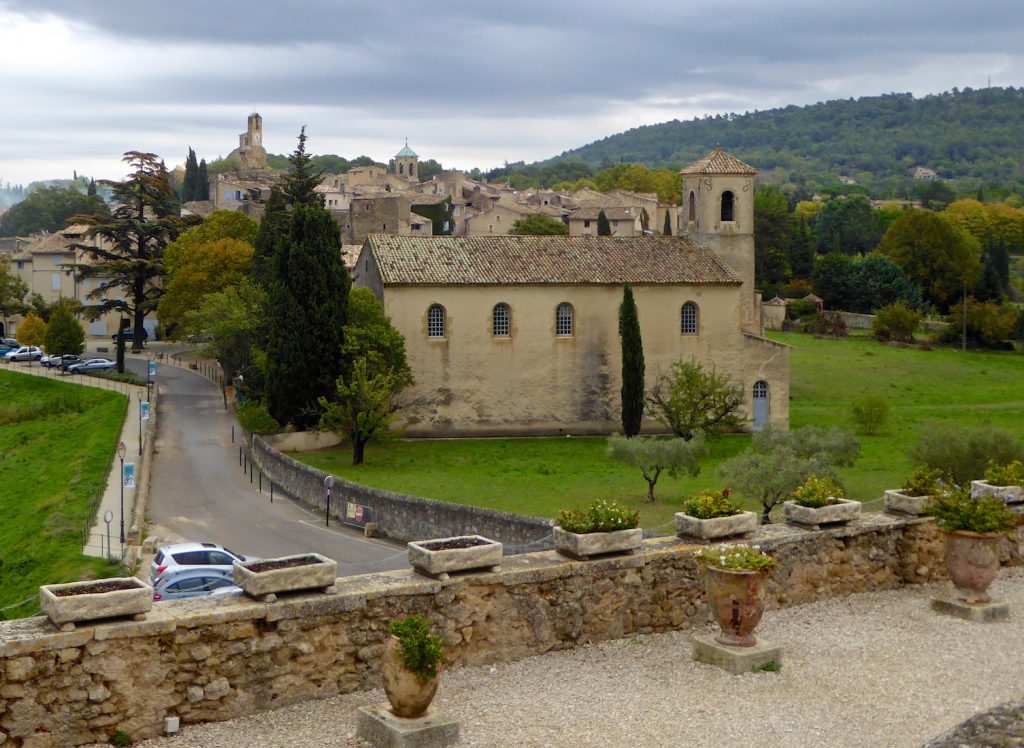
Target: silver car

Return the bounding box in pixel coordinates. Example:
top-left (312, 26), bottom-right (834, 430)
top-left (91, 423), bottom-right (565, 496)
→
top-left (152, 569), bottom-right (239, 601)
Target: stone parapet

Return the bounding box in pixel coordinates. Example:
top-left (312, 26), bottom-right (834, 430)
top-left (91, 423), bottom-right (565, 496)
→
top-left (2, 515), bottom-right (1022, 746)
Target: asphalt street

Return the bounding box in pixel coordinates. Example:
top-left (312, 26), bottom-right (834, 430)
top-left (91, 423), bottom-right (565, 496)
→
top-left (120, 346), bottom-right (406, 576)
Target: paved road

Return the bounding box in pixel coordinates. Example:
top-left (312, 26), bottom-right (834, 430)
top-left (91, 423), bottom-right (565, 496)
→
top-left (131, 347), bottom-right (405, 576)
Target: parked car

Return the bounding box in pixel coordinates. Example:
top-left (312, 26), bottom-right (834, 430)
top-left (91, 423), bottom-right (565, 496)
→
top-left (1, 338), bottom-right (17, 347)
top-left (152, 569), bottom-right (239, 601)
top-left (66, 358), bottom-right (116, 373)
top-left (112, 328), bottom-right (149, 342)
top-left (41, 353), bottom-right (75, 368)
top-left (149, 542), bottom-right (253, 584)
top-left (4, 346), bottom-right (42, 362)
top-left (57, 355), bottom-right (85, 372)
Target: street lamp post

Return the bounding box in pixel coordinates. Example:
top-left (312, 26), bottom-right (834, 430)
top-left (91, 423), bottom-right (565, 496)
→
top-left (137, 390), bottom-right (143, 456)
top-left (324, 475), bottom-right (335, 527)
top-left (117, 441), bottom-right (126, 545)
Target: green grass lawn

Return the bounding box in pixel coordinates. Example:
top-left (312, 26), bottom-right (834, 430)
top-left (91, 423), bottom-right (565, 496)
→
top-left (292, 333), bottom-right (1024, 529)
top-left (0, 370), bottom-right (127, 618)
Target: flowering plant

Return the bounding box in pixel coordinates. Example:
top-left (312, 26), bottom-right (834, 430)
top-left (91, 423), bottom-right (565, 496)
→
top-left (791, 475), bottom-right (844, 508)
top-left (925, 487), bottom-right (1015, 534)
top-left (902, 466), bottom-right (945, 497)
top-left (692, 543), bottom-right (776, 573)
top-left (679, 489), bottom-right (741, 519)
top-left (984, 459), bottom-right (1024, 487)
top-left (556, 499), bottom-right (640, 533)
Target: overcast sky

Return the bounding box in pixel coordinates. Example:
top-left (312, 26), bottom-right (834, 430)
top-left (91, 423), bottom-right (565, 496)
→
top-left (2, 0), bottom-right (1023, 187)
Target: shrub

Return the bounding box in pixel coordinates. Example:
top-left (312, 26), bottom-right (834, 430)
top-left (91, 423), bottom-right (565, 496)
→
top-left (556, 499), bottom-right (640, 533)
top-left (386, 615), bottom-right (447, 681)
top-left (872, 301), bottom-right (921, 343)
top-left (925, 487), bottom-right (1015, 534)
top-left (679, 489), bottom-right (740, 519)
top-left (909, 427), bottom-right (1024, 485)
top-left (109, 730), bottom-right (133, 747)
top-left (985, 459), bottom-right (1024, 486)
top-left (236, 402), bottom-right (280, 435)
top-left (902, 466), bottom-right (945, 497)
top-left (786, 297), bottom-right (817, 320)
top-left (850, 393), bottom-right (890, 435)
top-left (791, 475), bottom-right (845, 508)
top-left (810, 311), bottom-right (847, 337)
top-left (940, 297), bottom-right (1017, 348)
top-left (692, 543), bottom-right (776, 572)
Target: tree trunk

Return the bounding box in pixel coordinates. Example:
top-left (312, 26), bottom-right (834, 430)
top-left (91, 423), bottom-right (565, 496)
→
top-left (352, 437), bottom-right (366, 466)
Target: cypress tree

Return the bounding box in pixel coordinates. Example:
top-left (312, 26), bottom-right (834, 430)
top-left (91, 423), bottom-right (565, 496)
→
top-left (264, 203), bottom-right (350, 429)
top-left (251, 187), bottom-right (289, 290)
top-left (196, 159), bottom-right (209, 200)
top-left (663, 211), bottom-right (672, 235)
top-left (992, 238), bottom-right (1010, 294)
top-left (87, 179), bottom-right (97, 197)
top-left (597, 209), bottom-right (612, 236)
top-left (182, 147), bottom-right (198, 201)
top-left (620, 284), bottom-right (645, 437)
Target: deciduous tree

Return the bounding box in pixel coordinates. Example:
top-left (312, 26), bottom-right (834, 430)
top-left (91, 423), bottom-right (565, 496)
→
top-left (645, 359), bottom-right (744, 441)
top-left (508, 214), bottom-right (568, 235)
top-left (0, 256), bottom-right (28, 333)
top-left (0, 185), bottom-right (108, 237)
top-left (607, 433), bottom-right (707, 502)
top-left (184, 278), bottom-right (267, 383)
top-left (42, 298), bottom-right (84, 356)
top-left (16, 310), bottom-right (46, 349)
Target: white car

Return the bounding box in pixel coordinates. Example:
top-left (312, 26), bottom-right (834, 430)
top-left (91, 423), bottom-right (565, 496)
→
top-left (149, 542), bottom-right (254, 584)
top-left (4, 346), bottom-right (42, 362)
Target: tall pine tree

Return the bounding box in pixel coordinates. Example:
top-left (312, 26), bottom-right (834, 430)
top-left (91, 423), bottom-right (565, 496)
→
top-left (620, 284), bottom-right (645, 437)
top-left (597, 209), bottom-right (612, 236)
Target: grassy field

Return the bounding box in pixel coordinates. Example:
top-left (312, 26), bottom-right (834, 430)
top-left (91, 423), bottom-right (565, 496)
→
top-left (292, 333), bottom-right (1024, 529)
top-left (0, 370), bottom-right (127, 618)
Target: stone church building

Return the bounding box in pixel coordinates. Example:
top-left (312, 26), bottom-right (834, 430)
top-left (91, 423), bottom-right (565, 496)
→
top-left (352, 148), bottom-right (789, 437)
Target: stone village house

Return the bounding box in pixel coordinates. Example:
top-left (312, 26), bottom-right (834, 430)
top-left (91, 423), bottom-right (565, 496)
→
top-left (352, 148), bottom-right (789, 437)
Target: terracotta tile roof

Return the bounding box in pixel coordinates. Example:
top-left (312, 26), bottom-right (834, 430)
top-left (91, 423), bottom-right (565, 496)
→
top-left (680, 146), bottom-right (757, 176)
top-left (569, 207), bottom-right (643, 222)
top-left (366, 235), bottom-right (740, 286)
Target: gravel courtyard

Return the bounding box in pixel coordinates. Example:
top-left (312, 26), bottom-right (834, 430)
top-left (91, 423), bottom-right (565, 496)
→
top-left (123, 568), bottom-right (1024, 748)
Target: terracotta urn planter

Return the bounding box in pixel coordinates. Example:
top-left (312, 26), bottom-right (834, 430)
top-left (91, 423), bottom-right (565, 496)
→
top-left (783, 497), bottom-right (861, 529)
top-left (884, 489), bottom-right (933, 516)
top-left (382, 635), bottom-right (438, 718)
top-left (40, 577), bottom-right (153, 632)
top-left (552, 526), bottom-right (643, 560)
top-left (970, 480), bottom-right (1024, 504)
top-left (675, 510), bottom-right (758, 541)
top-left (233, 553), bottom-right (337, 602)
top-left (944, 530), bottom-right (1002, 604)
top-left (704, 565), bottom-right (767, 647)
top-left (407, 535), bottom-right (503, 580)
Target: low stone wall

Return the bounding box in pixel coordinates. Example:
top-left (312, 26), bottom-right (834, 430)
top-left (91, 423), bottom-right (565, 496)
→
top-left (251, 435), bottom-right (554, 548)
top-left (3, 515), bottom-right (1023, 747)
top-left (262, 431), bottom-right (342, 452)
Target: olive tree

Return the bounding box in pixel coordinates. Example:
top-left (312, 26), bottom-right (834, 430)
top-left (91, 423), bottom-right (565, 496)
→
top-left (607, 433), bottom-right (707, 502)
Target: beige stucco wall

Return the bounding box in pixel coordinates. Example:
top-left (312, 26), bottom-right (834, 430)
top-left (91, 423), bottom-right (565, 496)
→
top-left (377, 282), bottom-right (788, 436)
top-left (464, 204), bottom-right (528, 236)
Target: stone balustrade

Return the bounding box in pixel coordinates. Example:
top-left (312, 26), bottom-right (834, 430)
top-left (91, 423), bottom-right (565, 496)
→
top-left (2, 514), bottom-right (1022, 747)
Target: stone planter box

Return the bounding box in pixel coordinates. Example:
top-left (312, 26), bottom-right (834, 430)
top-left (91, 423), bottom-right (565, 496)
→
top-left (407, 535), bottom-right (503, 580)
top-left (970, 480), bottom-right (1024, 504)
top-left (40, 577), bottom-right (153, 631)
top-left (884, 489), bottom-right (933, 516)
top-left (553, 526), bottom-right (643, 560)
top-left (233, 553), bottom-right (337, 602)
top-left (675, 510), bottom-right (759, 541)
top-left (783, 498), bottom-right (862, 529)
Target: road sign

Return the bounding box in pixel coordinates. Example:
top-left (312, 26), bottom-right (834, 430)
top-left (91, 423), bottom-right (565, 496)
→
top-left (141, 402), bottom-right (150, 421)
top-left (344, 502), bottom-right (373, 529)
top-left (123, 463), bottom-right (136, 489)
top-left (148, 361), bottom-right (156, 379)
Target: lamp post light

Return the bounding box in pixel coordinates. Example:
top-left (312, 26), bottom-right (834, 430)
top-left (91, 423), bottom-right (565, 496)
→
top-left (117, 441), bottom-right (127, 545)
top-left (324, 475), bottom-right (335, 527)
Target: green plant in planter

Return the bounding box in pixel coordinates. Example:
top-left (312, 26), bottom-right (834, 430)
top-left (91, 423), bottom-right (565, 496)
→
top-left (984, 459), bottom-right (1024, 487)
top-left (555, 499), bottom-right (640, 533)
top-left (902, 466), bottom-right (945, 497)
top-left (925, 488), bottom-right (1016, 534)
top-left (791, 475), bottom-right (844, 508)
top-left (386, 615), bottom-right (448, 681)
top-left (679, 489), bottom-right (741, 519)
top-left (692, 543), bottom-right (776, 573)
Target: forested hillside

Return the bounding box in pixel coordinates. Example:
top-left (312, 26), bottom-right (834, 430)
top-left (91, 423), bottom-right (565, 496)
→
top-left (519, 88), bottom-right (1024, 199)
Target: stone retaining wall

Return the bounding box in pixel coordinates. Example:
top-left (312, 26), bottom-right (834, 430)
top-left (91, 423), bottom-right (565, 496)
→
top-left (3, 515), bottom-right (1023, 746)
top-left (251, 435), bottom-right (554, 548)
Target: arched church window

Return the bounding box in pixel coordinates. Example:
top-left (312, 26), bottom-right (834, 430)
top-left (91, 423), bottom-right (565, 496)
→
top-left (721, 191), bottom-right (734, 222)
top-left (688, 191), bottom-right (696, 221)
top-left (427, 304), bottom-right (446, 338)
top-left (681, 302), bottom-right (698, 335)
